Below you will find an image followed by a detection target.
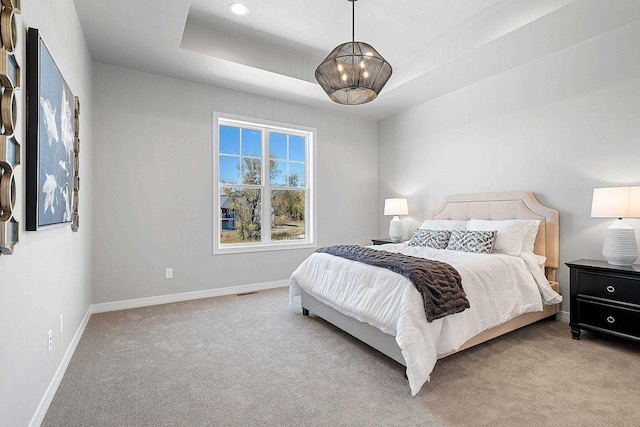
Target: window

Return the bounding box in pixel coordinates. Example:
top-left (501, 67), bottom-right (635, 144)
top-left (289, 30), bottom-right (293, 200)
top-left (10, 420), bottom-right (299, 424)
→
top-left (213, 113), bottom-right (316, 253)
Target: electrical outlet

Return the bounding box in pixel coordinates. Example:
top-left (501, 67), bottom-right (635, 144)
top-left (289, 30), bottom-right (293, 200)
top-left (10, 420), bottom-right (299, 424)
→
top-left (165, 268), bottom-right (173, 279)
top-left (59, 314), bottom-right (64, 334)
top-left (47, 330), bottom-right (52, 354)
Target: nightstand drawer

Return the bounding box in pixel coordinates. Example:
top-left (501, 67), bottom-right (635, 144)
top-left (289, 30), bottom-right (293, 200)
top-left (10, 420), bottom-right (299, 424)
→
top-left (577, 299), bottom-right (640, 337)
top-left (576, 270), bottom-right (640, 305)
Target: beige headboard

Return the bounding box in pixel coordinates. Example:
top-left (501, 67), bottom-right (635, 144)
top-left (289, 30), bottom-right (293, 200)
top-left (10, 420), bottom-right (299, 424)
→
top-left (430, 192), bottom-right (559, 281)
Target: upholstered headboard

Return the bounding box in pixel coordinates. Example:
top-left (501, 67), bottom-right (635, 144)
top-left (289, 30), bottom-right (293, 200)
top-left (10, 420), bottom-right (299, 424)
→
top-left (429, 192), bottom-right (559, 281)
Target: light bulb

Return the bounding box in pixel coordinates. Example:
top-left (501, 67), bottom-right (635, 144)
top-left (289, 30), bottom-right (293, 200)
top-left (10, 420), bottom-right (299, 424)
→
top-left (360, 61), bottom-right (365, 68)
top-left (337, 63), bottom-right (343, 72)
top-left (228, 3), bottom-right (249, 16)
top-left (363, 71), bottom-right (369, 78)
top-left (341, 74), bottom-right (348, 81)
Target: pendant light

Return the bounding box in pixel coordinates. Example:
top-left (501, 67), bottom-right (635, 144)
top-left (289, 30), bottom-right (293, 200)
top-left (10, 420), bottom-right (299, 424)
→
top-left (315, 0), bottom-right (392, 105)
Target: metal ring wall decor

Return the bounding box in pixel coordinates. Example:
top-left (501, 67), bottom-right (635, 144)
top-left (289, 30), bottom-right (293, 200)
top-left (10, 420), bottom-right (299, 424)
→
top-left (0, 7), bottom-right (16, 52)
top-left (0, 0), bottom-right (19, 254)
top-left (0, 0), bottom-right (20, 10)
top-left (0, 167), bottom-right (14, 220)
top-left (0, 84), bottom-right (15, 135)
top-left (0, 136), bottom-right (19, 253)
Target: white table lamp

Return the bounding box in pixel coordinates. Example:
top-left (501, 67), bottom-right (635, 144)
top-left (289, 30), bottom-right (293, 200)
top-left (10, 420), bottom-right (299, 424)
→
top-left (384, 198), bottom-right (408, 242)
top-left (591, 186), bottom-right (640, 266)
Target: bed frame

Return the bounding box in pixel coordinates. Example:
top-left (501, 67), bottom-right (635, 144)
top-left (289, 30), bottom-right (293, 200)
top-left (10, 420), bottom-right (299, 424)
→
top-left (301, 191), bottom-right (560, 366)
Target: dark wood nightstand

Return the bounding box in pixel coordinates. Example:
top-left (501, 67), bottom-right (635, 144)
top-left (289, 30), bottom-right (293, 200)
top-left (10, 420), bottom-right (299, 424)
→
top-left (371, 238), bottom-right (396, 245)
top-left (566, 259), bottom-right (640, 342)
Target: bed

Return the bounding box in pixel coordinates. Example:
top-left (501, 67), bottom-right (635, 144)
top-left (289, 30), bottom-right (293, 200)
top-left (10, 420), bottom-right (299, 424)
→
top-left (289, 192), bottom-right (561, 395)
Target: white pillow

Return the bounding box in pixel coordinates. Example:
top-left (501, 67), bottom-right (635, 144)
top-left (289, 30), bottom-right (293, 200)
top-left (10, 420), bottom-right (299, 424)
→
top-left (466, 219), bottom-right (535, 256)
top-left (521, 220), bottom-right (541, 253)
top-left (419, 220), bottom-right (467, 231)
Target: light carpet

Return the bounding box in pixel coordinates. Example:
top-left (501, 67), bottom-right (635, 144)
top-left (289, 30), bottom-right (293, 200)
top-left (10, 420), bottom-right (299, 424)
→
top-left (42, 287), bottom-right (640, 426)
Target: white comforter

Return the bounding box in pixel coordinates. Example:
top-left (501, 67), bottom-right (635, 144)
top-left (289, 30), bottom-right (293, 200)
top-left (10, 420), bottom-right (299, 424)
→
top-left (289, 243), bottom-right (562, 396)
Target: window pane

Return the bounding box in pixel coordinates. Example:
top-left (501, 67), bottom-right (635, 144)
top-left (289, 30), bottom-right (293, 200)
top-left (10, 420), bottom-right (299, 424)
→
top-left (241, 157), bottom-right (262, 185)
top-left (289, 135), bottom-right (306, 161)
top-left (271, 190), bottom-right (305, 241)
top-left (220, 125), bottom-right (240, 155)
top-left (289, 163), bottom-right (305, 187)
top-left (269, 133), bottom-right (287, 159)
top-left (220, 188), bottom-right (261, 243)
top-left (242, 128), bottom-right (262, 157)
top-left (219, 155), bottom-right (240, 183)
top-left (270, 161), bottom-right (287, 186)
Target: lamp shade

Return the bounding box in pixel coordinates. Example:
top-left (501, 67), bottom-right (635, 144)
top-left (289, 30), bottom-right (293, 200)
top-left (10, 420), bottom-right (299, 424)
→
top-left (384, 198), bottom-right (408, 216)
top-left (591, 186), bottom-right (640, 265)
top-left (315, 42), bottom-right (392, 105)
top-left (591, 186), bottom-right (640, 218)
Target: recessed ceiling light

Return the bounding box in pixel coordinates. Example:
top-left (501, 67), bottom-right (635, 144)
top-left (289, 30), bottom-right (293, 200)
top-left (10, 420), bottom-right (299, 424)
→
top-left (229, 3), bottom-right (249, 16)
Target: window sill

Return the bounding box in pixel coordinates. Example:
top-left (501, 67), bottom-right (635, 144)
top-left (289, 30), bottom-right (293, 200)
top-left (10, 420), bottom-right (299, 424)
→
top-left (213, 241), bottom-right (317, 255)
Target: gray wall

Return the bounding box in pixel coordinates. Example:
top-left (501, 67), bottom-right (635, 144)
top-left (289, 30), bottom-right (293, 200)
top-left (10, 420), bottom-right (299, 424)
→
top-left (92, 63), bottom-right (378, 303)
top-left (0, 0), bottom-right (93, 425)
top-left (378, 20), bottom-right (640, 310)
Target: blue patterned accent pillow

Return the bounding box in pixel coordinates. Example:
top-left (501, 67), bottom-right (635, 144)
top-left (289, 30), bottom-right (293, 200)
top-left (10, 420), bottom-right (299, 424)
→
top-left (446, 230), bottom-right (497, 254)
top-left (408, 230), bottom-right (452, 249)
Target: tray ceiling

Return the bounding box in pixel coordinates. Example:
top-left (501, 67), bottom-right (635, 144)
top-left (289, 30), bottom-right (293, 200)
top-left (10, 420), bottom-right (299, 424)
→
top-left (74, 0), bottom-right (640, 120)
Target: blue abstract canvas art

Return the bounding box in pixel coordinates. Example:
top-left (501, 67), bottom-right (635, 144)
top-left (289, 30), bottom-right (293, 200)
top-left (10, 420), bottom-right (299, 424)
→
top-left (26, 28), bottom-right (75, 230)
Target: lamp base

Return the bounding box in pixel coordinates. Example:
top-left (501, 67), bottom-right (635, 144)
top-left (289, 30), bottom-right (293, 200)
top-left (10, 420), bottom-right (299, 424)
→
top-left (603, 219), bottom-right (638, 266)
top-left (388, 216), bottom-right (403, 242)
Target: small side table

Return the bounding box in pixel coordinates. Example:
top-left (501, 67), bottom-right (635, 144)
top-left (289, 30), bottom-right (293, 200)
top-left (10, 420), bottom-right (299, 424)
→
top-left (566, 259), bottom-right (640, 342)
top-left (371, 238), bottom-right (396, 245)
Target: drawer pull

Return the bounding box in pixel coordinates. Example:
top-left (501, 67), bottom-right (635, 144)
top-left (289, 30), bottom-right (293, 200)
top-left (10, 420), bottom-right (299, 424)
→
top-left (606, 285), bottom-right (615, 293)
top-left (606, 316), bottom-right (616, 324)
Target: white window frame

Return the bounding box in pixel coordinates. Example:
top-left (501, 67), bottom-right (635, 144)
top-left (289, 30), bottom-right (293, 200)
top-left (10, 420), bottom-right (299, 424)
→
top-left (213, 112), bottom-right (317, 254)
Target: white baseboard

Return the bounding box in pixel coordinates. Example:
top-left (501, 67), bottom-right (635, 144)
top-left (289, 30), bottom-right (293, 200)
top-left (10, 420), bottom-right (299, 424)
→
top-left (91, 280), bottom-right (288, 314)
top-left (557, 310), bottom-right (569, 322)
top-left (29, 305), bottom-right (92, 427)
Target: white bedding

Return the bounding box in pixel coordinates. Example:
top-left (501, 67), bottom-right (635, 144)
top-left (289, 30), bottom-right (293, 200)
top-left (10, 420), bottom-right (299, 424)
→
top-left (289, 243), bottom-right (562, 396)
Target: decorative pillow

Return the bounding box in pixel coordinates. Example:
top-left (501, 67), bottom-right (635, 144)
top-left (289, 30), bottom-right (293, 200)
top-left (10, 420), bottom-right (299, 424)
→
top-left (408, 229), bottom-right (452, 249)
top-left (446, 230), bottom-right (497, 254)
top-left (419, 219), bottom-right (467, 231)
top-left (466, 219), bottom-right (534, 256)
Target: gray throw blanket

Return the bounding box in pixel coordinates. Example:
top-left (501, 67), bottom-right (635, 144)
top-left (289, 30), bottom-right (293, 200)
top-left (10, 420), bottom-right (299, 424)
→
top-left (316, 245), bottom-right (469, 322)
